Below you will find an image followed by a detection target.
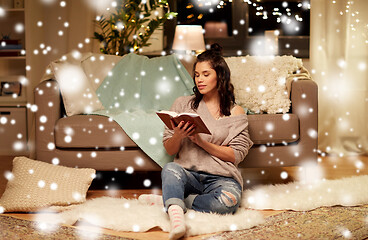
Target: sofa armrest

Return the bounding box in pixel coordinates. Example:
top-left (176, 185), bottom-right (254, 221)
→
top-left (290, 79), bottom-right (318, 160)
top-left (34, 80), bottom-right (62, 159)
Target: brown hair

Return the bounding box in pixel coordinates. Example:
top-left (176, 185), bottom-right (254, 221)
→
top-left (191, 43), bottom-right (235, 116)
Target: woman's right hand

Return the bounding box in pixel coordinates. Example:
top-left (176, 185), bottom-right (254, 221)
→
top-left (171, 120), bottom-right (196, 139)
top-left (164, 120), bottom-right (196, 156)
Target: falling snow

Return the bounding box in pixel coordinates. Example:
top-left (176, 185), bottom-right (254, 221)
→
top-left (0, 1), bottom-right (367, 238)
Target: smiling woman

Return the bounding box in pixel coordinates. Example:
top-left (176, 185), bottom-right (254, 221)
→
top-left (156, 43), bottom-right (253, 239)
top-left (194, 61), bottom-right (218, 95)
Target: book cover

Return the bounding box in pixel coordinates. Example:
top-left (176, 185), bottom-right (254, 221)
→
top-left (156, 110), bottom-right (211, 135)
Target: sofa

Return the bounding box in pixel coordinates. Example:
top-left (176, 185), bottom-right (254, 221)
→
top-left (34, 53), bottom-right (318, 184)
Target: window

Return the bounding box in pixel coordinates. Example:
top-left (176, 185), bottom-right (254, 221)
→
top-left (248, 1), bottom-right (310, 37)
top-left (168, 0), bottom-right (310, 58)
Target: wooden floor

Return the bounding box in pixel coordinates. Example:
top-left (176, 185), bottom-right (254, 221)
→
top-left (1, 154), bottom-right (367, 240)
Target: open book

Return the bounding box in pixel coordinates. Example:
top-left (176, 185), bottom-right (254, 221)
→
top-left (156, 110), bottom-right (211, 135)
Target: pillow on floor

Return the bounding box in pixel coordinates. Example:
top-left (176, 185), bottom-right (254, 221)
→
top-left (0, 156), bottom-right (96, 213)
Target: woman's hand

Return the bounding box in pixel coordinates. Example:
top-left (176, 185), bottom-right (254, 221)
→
top-left (164, 120), bottom-right (196, 156)
top-left (188, 133), bottom-right (203, 146)
top-left (171, 120), bottom-right (196, 140)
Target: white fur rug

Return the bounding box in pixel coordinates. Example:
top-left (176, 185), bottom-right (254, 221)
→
top-left (40, 175), bottom-right (368, 236)
top-left (48, 197), bottom-right (264, 237)
top-left (242, 175), bottom-right (368, 211)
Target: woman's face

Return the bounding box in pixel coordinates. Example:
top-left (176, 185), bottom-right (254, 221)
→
top-left (194, 61), bottom-right (218, 96)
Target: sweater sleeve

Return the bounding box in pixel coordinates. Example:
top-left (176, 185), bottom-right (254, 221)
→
top-left (228, 120), bottom-right (253, 166)
top-left (229, 129), bottom-right (253, 166)
top-left (162, 96), bottom-right (187, 143)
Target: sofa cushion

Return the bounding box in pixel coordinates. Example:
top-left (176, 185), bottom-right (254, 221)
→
top-left (55, 114), bottom-right (299, 149)
top-left (248, 114), bottom-right (299, 145)
top-left (55, 115), bottom-right (138, 148)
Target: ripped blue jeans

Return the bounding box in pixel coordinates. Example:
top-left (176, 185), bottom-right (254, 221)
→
top-left (161, 162), bottom-right (242, 215)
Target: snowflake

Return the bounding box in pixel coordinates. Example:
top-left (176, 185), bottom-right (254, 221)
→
top-left (143, 179), bottom-right (151, 187)
top-left (265, 123), bottom-right (274, 131)
top-left (308, 129), bottom-right (318, 139)
top-left (50, 183), bottom-right (58, 190)
top-left (355, 161), bottom-right (364, 169)
top-left (52, 158), bottom-right (60, 165)
top-left (126, 166), bottom-right (134, 174)
top-left (132, 132), bottom-right (140, 140)
top-left (280, 171), bottom-right (288, 179)
top-left (132, 224), bottom-right (140, 232)
top-left (4, 171), bottom-right (14, 181)
top-left (13, 141), bottom-right (24, 151)
top-left (47, 142), bottom-right (55, 150)
top-left (187, 211), bottom-right (196, 219)
top-left (247, 196), bottom-right (255, 204)
top-left (135, 157), bottom-right (144, 166)
top-left (340, 228), bottom-right (352, 239)
top-left (149, 137), bottom-right (157, 145)
top-left (38, 180), bottom-right (46, 188)
top-left (259, 145), bottom-right (267, 152)
top-left (230, 224), bottom-right (238, 231)
top-left (72, 191), bottom-right (82, 201)
top-left (64, 135), bottom-right (72, 143)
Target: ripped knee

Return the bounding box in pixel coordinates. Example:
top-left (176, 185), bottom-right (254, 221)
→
top-left (163, 163), bottom-right (183, 181)
top-left (167, 168), bottom-right (182, 180)
top-left (220, 190), bottom-right (238, 207)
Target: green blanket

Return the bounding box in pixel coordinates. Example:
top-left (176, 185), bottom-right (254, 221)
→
top-left (93, 53), bottom-right (194, 168)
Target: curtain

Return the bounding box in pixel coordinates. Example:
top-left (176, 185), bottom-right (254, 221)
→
top-left (310, 0), bottom-right (368, 156)
top-left (27, 0), bottom-right (98, 85)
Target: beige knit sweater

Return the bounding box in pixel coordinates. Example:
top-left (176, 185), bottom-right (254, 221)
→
top-left (163, 96), bottom-right (253, 189)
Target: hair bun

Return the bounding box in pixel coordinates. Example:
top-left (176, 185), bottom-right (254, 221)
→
top-left (210, 43), bottom-right (223, 55)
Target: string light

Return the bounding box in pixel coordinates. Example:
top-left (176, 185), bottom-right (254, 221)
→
top-left (182, 0), bottom-right (310, 37)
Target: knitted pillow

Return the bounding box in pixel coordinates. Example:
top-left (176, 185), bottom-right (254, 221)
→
top-left (225, 55), bottom-right (303, 114)
top-left (0, 156), bottom-right (96, 212)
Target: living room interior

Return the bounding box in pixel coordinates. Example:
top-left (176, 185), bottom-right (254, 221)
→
top-left (0, 0), bottom-right (367, 239)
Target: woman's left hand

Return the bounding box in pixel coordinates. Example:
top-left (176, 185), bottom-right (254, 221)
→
top-left (188, 134), bottom-right (203, 146)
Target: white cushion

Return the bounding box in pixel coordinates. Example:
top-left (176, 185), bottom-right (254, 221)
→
top-left (225, 55), bottom-right (303, 114)
top-left (51, 61), bottom-right (104, 116)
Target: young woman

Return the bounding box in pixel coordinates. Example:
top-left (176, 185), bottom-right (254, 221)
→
top-left (139, 43), bottom-right (253, 239)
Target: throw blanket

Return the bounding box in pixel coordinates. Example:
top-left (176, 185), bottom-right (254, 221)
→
top-left (94, 53), bottom-right (194, 167)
